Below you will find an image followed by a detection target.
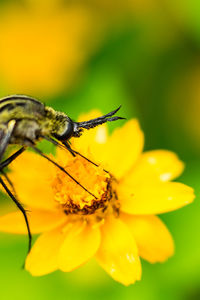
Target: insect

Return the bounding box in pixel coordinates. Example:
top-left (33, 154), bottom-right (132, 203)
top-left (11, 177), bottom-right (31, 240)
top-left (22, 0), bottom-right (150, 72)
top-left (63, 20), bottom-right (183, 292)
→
top-left (0, 95), bottom-right (123, 255)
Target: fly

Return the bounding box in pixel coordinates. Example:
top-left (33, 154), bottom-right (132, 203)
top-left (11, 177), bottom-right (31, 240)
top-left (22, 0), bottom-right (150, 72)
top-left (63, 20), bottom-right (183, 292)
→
top-left (0, 95), bottom-right (124, 256)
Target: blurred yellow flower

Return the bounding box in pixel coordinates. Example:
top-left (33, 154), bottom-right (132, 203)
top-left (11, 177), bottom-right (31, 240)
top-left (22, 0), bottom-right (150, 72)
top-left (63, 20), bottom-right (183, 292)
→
top-left (0, 1), bottom-right (95, 96)
top-left (86, 0), bottom-right (158, 17)
top-left (0, 112), bottom-right (194, 285)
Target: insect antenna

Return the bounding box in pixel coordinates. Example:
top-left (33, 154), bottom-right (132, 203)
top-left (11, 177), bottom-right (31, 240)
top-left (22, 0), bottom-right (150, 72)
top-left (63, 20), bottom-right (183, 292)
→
top-left (31, 145), bottom-right (97, 199)
top-left (75, 106), bottom-right (125, 130)
top-left (0, 176), bottom-right (32, 255)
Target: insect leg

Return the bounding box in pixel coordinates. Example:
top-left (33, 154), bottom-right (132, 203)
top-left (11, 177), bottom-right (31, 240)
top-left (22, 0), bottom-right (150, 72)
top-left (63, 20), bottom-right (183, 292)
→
top-left (31, 145), bottom-right (97, 199)
top-left (0, 147), bottom-right (25, 200)
top-left (62, 141), bottom-right (109, 173)
top-left (1, 169), bottom-right (17, 196)
top-left (42, 136), bottom-right (76, 157)
top-left (0, 122), bottom-right (31, 256)
top-left (43, 136), bottom-right (109, 173)
top-left (0, 147), bottom-right (25, 169)
top-left (0, 176), bottom-right (32, 254)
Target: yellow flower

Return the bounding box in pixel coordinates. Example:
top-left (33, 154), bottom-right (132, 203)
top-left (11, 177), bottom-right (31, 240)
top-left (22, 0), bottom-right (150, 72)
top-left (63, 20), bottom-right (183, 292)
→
top-left (0, 1), bottom-right (95, 96)
top-left (0, 111), bottom-right (194, 286)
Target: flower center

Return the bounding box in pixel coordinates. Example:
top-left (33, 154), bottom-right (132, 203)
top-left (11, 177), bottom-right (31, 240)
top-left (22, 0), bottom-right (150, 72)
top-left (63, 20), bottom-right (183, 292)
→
top-left (51, 156), bottom-right (119, 217)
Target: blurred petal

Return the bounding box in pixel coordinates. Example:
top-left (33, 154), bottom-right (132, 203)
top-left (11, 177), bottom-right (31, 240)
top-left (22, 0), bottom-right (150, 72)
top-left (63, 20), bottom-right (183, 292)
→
top-left (96, 216), bottom-right (141, 286)
top-left (0, 3), bottom-right (94, 96)
top-left (119, 182), bottom-right (195, 214)
top-left (9, 151), bottom-right (58, 210)
top-left (101, 120), bottom-right (144, 179)
top-left (58, 221), bottom-right (101, 272)
top-left (121, 214), bottom-right (174, 263)
top-left (0, 209), bottom-right (66, 234)
top-left (122, 150), bottom-right (184, 186)
top-left (25, 226), bottom-right (66, 276)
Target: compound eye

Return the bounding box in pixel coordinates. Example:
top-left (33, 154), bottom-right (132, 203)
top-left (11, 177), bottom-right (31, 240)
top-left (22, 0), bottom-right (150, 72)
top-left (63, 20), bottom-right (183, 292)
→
top-left (55, 121), bottom-right (74, 141)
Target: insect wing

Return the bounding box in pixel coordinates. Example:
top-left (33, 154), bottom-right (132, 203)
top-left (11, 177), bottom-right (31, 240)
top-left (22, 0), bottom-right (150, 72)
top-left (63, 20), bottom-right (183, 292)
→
top-left (0, 120), bottom-right (16, 161)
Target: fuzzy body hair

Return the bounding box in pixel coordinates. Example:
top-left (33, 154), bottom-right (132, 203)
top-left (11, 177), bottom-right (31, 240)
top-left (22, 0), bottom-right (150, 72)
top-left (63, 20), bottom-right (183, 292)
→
top-left (0, 95), bottom-right (70, 145)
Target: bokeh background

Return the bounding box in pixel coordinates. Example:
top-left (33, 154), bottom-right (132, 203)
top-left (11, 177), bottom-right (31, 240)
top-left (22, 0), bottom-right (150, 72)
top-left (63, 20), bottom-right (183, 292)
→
top-left (0, 0), bottom-right (200, 299)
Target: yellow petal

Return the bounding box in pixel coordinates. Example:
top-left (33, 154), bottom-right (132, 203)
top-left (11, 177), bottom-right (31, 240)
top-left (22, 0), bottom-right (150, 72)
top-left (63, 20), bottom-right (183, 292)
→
top-left (72, 110), bottom-right (108, 158)
top-left (73, 115), bottom-right (144, 180)
top-left (122, 150), bottom-right (184, 186)
top-left (56, 145), bottom-right (73, 166)
top-left (25, 226), bottom-right (65, 276)
top-left (58, 221), bottom-right (101, 272)
top-left (9, 151), bottom-right (58, 210)
top-left (78, 110), bottom-right (108, 144)
top-left (121, 214), bottom-right (174, 263)
top-left (0, 209), bottom-right (66, 234)
top-left (100, 119), bottom-right (144, 179)
top-left (96, 216), bottom-right (141, 286)
top-left (119, 182), bottom-right (195, 214)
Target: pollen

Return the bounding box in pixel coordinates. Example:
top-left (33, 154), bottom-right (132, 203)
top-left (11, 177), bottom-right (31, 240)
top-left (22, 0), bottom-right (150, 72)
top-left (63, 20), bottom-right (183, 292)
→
top-left (51, 156), bottom-right (115, 215)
